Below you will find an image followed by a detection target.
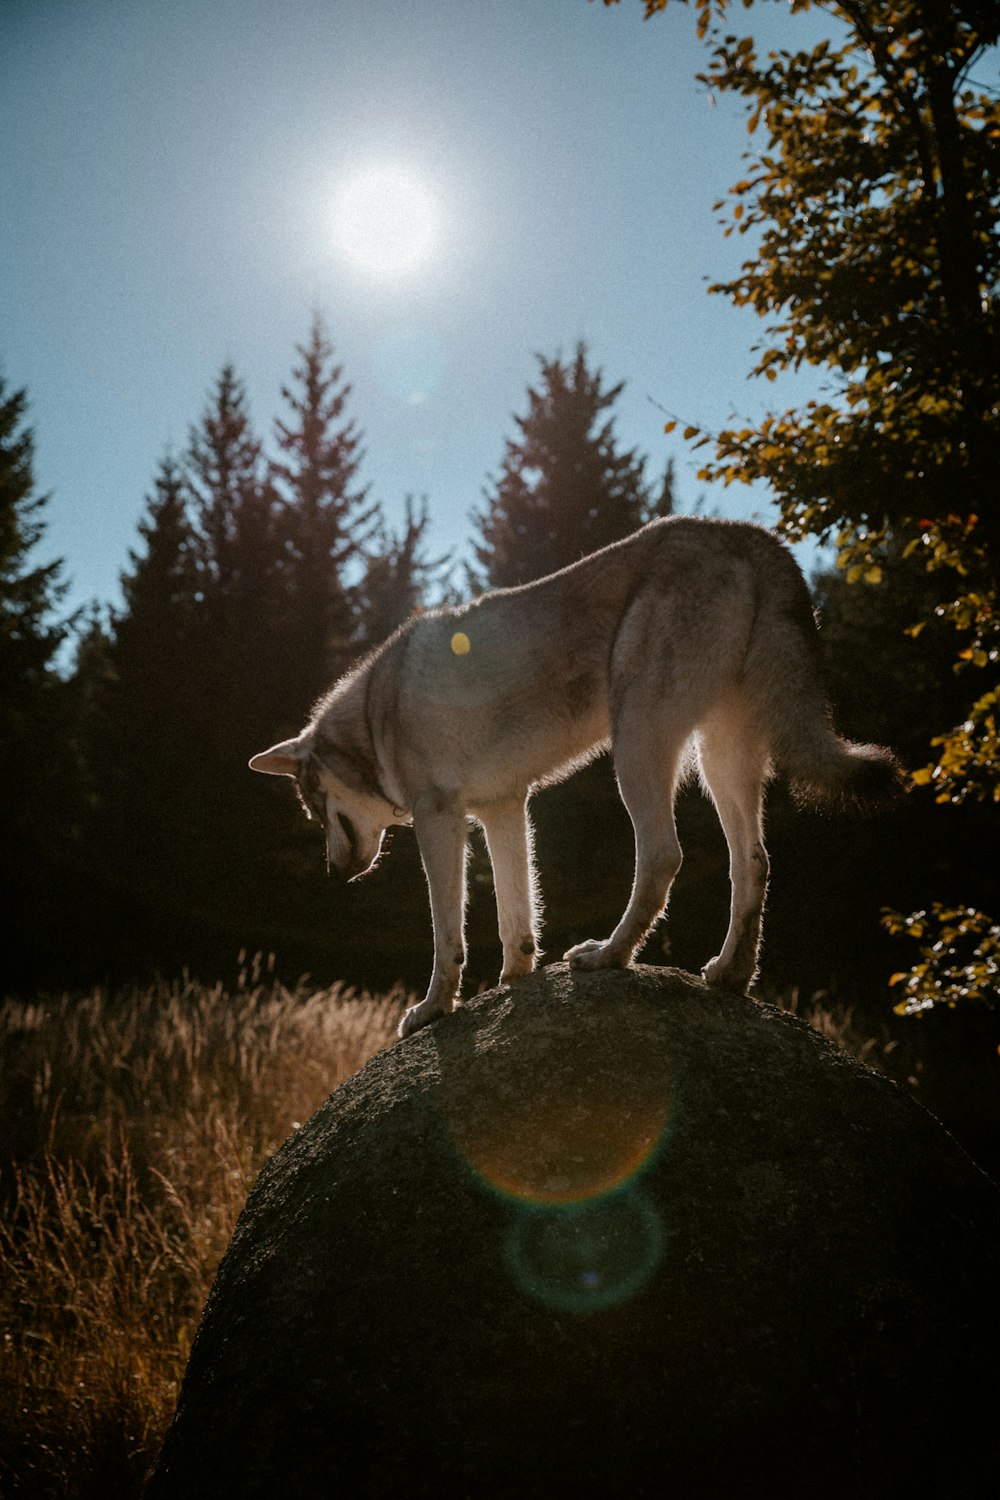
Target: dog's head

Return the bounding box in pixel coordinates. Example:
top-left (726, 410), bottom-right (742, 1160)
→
top-left (249, 732), bottom-right (399, 880)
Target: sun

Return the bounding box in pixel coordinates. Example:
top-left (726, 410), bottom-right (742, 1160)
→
top-left (333, 165), bottom-right (438, 279)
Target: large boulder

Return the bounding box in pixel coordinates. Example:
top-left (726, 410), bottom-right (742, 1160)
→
top-left (147, 965), bottom-right (999, 1498)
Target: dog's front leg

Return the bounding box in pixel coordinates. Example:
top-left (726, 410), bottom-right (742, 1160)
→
top-left (479, 799), bottom-right (539, 985)
top-left (398, 793), bottom-right (469, 1040)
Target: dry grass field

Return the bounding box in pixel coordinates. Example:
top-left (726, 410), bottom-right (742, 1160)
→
top-left (0, 963), bottom-right (971, 1498)
top-left (0, 961), bottom-right (404, 1498)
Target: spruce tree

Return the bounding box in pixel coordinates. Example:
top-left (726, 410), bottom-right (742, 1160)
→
top-left (472, 344), bottom-right (653, 588)
top-left (355, 496), bottom-right (451, 651)
top-left (185, 364), bottom-right (284, 738)
top-left (271, 315), bottom-right (377, 709)
top-left (0, 376), bottom-right (73, 983)
top-left (180, 366), bottom-right (291, 949)
top-left (0, 377), bottom-right (67, 713)
top-left (90, 457), bottom-right (202, 914)
top-left (187, 364), bottom-right (267, 583)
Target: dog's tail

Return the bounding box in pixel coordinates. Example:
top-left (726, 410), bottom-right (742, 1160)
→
top-left (745, 545), bottom-right (902, 813)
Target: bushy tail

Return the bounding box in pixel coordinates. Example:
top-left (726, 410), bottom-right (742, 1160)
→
top-left (784, 735), bottom-right (902, 814)
top-left (744, 543), bottom-right (902, 813)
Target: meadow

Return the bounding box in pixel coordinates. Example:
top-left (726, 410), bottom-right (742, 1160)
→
top-left (0, 960), bottom-right (403, 1498)
top-left (0, 962), bottom-right (988, 1498)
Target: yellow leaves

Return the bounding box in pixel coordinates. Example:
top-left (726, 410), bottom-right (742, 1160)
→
top-left (911, 688), bottom-right (1000, 806)
top-left (902, 513), bottom-right (984, 578)
top-left (835, 523), bottom-right (889, 589)
top-left (882, 904), bottom-right (1000, 1016)
top-left (662, 416), bottom-right (713, 453)
top-left (915, 392), bottom-right (951, 417)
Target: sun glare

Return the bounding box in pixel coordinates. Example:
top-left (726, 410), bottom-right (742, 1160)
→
top-left (334, 165), bottom-right (438, 279)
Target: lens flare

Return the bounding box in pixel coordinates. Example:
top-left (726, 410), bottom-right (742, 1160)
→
top-left (505, 1189), bottom-right (663, 1313)
top-left (373, 324), bottom-right (446, 406)
top-left (435, 983), bottom-right (675, 1309)
top-left (441, 1009), bottom-right (674, 1207)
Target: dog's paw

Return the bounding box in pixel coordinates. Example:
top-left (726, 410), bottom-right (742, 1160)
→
top-left (397, 1001), bottom-right (443, 1040)
top-left (564, 938), bottom-right (625, 972)
top-left (701, 957), bottom-right (751, 993)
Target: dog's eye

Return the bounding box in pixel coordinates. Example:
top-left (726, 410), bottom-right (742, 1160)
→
top-left (336, 812), bottom-right (356, 848)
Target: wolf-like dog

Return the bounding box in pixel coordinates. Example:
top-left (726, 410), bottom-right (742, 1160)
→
top-left (250, 516), bottom-right (897, 1039)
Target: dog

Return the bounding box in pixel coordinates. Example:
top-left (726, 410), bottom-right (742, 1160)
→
top-left (250, 516), bottom-right (898, 1039)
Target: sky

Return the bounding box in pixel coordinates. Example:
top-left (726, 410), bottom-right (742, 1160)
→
top-left (1, 0), bottom-right (837, 625)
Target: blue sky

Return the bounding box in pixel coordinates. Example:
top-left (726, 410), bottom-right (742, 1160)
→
top-left (2, 0), bottom-right (835, 621)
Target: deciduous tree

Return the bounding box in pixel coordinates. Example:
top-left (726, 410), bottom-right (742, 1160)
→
top-left (608, 0), bottom-right (1000, 1012)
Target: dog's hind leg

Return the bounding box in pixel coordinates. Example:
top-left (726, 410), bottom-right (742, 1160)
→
top-left (565, 724), bottom-right (688, 973)
top-left (399, 793), bottom-right (469, 1039)
top-left (697, 700), bottom-right (770, 994)
top-left (479, 799), bottom-right (540, 985)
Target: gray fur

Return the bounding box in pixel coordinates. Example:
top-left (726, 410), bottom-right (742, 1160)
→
top-left (250, 516), bottom-right (899, 1038)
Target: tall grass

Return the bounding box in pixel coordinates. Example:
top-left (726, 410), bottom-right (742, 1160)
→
top-left (0, 963), bottom-right (405, 1499)
top-left (0, 966), bottom-right (983, 1498)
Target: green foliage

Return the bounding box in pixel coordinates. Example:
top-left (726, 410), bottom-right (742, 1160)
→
top-left (621, 0), bottom-right (1000, 1014)
top-left (692, 7), bottom-right (997, 535)
top-left (810, 535), bottom-right (974, 760)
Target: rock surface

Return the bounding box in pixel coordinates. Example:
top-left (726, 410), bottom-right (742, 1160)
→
top-left (147, 965), bottom-right (999, 1497)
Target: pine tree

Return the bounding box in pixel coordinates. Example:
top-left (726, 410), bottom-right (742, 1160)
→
top-left (97, 457), bottom-right (202, 878)
top-left (185, 364), bottom-right (286, 738)
top-left (647, 456), bottom-right (677, 521)
top-left (0, 377), bottom-right (67, 721)
top-left (355, 496), bottom-right (451, 651)
top-left (116, 453), bottom-right (200, 654)
top-left (60, 457), bottom-right (209, 971)
top-left (0, 375), bottom-right (74, 983)
top-left (271, 315), bottom-right (377, 709)
top-left (174, 366), bottom-right (295, 952)
top-left (187, 364), bottom-right (267, 584)
top-left (472, 344), bottom-right (653, 588)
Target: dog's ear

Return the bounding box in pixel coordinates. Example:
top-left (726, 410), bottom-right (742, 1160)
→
top-left (249, 737), bottom-right (307, 777)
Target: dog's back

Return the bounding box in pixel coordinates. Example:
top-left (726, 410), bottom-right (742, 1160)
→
top-left (588, 516), bottom-right (897, 810)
